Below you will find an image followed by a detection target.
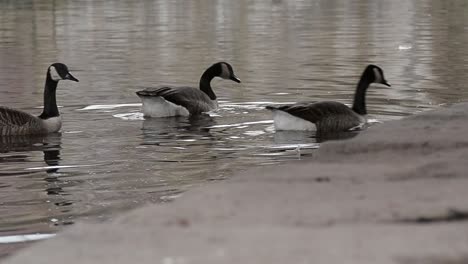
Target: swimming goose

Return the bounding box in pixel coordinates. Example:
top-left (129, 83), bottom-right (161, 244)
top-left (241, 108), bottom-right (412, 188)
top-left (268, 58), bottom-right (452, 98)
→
top-left (136, 62), bottom-right (241, 117)
top-left (266, 64), bottom-right (390, 134)
top-left (0, 63), bottom-right (79, 136)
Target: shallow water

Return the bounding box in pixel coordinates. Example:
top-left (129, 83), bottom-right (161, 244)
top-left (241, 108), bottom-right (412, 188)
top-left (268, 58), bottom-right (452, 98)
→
top-left (1, 0), bottom-right (468, 253)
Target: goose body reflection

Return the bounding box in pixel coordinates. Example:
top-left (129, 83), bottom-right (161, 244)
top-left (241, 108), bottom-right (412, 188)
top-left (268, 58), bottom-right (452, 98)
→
top-left (141, 115), bottom-right (216, 145)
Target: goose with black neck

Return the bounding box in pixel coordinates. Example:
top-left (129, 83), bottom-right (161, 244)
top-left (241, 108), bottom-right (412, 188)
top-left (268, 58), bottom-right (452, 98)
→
top-left (266, 65), bottom-right (390, 134)
top-left (0, 63), bottom-right (79, 136)
top-left (136, 62), bottom-right (241, 117)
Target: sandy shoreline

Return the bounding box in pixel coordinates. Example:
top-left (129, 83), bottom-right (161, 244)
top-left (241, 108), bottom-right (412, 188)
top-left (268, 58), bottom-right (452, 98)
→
top-left (4, 103), bottom-right (468, 264)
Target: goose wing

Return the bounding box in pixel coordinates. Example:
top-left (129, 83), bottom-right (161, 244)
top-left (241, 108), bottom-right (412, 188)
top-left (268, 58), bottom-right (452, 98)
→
top-left (0, 106), bottom-right (45, 135)
top-left (267, 101), bottom-right (363, 132)
top-left (0, 107), bottom-right (39, 126)
top-left (136, 86), bottom-right (215, 114)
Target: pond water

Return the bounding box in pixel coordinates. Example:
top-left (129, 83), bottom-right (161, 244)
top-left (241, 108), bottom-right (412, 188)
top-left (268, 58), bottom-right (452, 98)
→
top-left (1, 0), bottom-right (468, 256)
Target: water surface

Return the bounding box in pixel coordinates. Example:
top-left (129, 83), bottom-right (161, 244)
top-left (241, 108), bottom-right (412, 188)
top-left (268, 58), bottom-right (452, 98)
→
top-left (1, 0), bottom-right (468, 256)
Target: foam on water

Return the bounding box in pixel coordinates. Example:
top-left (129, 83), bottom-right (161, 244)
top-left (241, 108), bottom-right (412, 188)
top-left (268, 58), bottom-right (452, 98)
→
top-left (113, 112), bottom-right (144, 120)
top-left (0, 233), bottom-right (56, 244)
top-left (207, 120), bottom-right (273, 129)
top-left (25, 164), bottom-right (100, 171)
top-left (78, 104), bottom-right (141, 111)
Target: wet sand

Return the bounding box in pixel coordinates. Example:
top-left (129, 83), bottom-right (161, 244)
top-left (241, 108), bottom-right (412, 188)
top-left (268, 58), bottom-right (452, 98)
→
top-left (4, 103), bottom-right (468, 264)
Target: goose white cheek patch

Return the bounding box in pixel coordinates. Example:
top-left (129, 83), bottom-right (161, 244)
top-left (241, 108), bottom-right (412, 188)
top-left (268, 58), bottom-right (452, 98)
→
top-left (49, 66), bottom-right (62, 81)
top-left (373, 68), bottom-right (383, 83)
top-left (220, 63), bottom-right (230, 79)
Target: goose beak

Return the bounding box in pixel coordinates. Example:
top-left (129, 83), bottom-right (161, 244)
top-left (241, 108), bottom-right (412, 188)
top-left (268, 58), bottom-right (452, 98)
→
top-left (230, 74), bottom-right (241, 83)
top-left (382, 80), bottom-right (391, 87)
top-left (65, 72), bottom-right (79, 82)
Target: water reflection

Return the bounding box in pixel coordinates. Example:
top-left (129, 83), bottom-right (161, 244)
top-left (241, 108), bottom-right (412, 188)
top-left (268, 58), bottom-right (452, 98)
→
top-left (141, 115), bottom-right (216, 152)
top-left (315, 131), bottom-right (359, 143)
top-left (43, 148), bottom-right (60, 174)
top-left (142, 115), bottom-right (215, 138)
top-left (42, 147), bottom-right (65, 198)
top-left (1, 0), bottom-right (468, 256)
top-left (0, 134), bottom-right (75, 233)
top-left (0, 134), bottom-right (62, 176)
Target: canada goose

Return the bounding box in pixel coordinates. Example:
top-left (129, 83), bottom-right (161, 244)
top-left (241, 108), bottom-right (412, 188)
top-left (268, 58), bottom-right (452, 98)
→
top-left (266, 64), bottom-right (390, 134)
top-left (136, 62), bottom-right (241, 117)
top-left (0, 63), bottom-right (79, 136)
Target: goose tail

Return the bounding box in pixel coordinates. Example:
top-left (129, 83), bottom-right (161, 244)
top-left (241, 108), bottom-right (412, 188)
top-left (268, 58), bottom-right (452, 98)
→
top-left (265, 105), bottom-right (280, 111)
top-left (136, 90), bottom-right (151, 97)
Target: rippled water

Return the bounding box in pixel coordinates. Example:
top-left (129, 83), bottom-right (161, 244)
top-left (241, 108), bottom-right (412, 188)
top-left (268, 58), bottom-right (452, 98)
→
top-left (1, 0), bottom-right (468, 256)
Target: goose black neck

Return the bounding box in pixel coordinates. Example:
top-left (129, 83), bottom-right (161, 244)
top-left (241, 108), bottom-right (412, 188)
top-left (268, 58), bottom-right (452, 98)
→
top-left (199, 66), bottom-right (218, 100)
top-left (351, 70), bottom-right (373, 115)
top-left (39, 73), bottom-right (60, 119)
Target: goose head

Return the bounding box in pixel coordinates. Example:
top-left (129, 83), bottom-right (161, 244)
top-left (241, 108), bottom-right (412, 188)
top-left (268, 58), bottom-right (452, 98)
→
top-left (214, 62), bottom-right (241, 83)
top-left (48, 63), bottom-right (79, 82)
top-left (366, 64), bottom-right (390, 87)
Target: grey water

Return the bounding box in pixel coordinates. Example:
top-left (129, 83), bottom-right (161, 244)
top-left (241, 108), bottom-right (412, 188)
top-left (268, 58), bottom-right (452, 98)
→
top-left (1, 0), bottom-right (468, 256)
